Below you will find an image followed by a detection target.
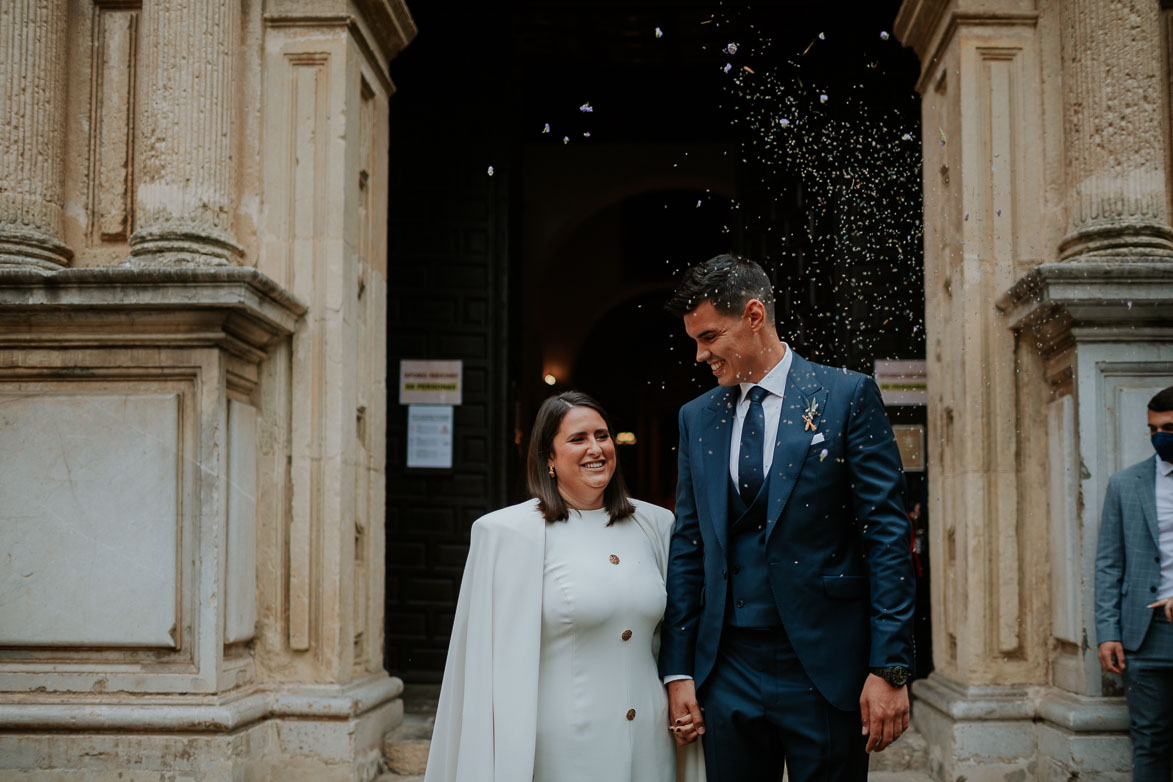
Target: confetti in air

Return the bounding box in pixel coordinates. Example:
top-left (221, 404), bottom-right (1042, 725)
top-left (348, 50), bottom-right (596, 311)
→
top-left (712, 4), bottom-right (924, 364)
top-left (487, 166), bottom-right (494, 176)
top-left (542, 123), bottom-right (550, 134)
top-left (655, 27), bottom-right (663, 38)
top-left (880, 31), bottom-right (890, 40)
top-left (562, 136), bottom-right (569, 144)
top-left (580, 102), bottom-right (593, 113)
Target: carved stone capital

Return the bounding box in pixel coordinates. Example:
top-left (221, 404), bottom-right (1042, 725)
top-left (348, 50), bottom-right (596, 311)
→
top-left (997, 260), bottom-right (1173, 354)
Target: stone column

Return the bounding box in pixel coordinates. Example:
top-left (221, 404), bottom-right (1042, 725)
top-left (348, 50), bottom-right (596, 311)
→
top-left (0, 0), bottom-right (71, 268)
top-left (128, 0), bottom-right (243, 265)
top-left (1059, 0), bottom-right (1173, 260)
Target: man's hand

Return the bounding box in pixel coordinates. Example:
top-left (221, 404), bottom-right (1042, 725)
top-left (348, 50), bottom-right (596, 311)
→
top-left (1147, 597), bottom-right (1173, 623)
top-left (859, 674), bottom-right (909, 753)
top-left (1098, 641), bottom-right (1126, 674)
top-left (666, 679), bottom-right (705, 746)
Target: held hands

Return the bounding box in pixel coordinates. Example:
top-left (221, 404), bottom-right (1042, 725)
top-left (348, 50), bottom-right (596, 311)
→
top-left (859, 674), bottom-right (909, 753)
top-left (666, 679), bottom-right (705, 746)
top-left (1147, 597), bottom-right (1173, 623)
top-left (1098, 641), bottom-right (1127, 674)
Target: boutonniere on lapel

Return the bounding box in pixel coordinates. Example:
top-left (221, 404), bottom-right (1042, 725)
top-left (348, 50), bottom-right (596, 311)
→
top-left (802, 396), bottom-right (821, 432)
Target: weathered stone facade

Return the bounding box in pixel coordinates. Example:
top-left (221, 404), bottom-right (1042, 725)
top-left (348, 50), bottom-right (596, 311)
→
top-left (896, 0), bottom-right (1173, 779)
top-left (0, 1), bottom-right (415, 778)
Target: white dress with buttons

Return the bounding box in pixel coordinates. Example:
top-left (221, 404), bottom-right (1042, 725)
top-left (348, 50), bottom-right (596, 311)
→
top-left (533, 504), bottom-right (676, 782)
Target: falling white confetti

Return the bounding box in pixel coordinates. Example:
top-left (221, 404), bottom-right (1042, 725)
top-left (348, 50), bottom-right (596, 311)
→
top-left (723, 63), bottom-right (733, 73)
top-left (562, 136), bottom-right (569, 144)
top-left (819, 94), bottom-right (828, 103)
top-left (996, 208), bottom-right (1002, 216)
top-left (655, 27), bottom-right (663, 38)
top-left (820, 448), bottom-right (829, 462)
top-left (696, 200), bottom-right (702, 207)
top-left (901, 133), bottom-right (913, 141)
top-left (542, 123), bottom-right (550, 134)
top-left (725, 42), bottom-right (739, 55)
top-left (818, 32), bottom-right (825, 40)
top-left (779, 118), bottom-right (790, 128)
top-left (487, 166), bottom-right (494, 176)
top-left (580, 102), bottom-right (593, 113)
top-left (964, 211), bottom-right (969, 221)
top-left (880, 31), bottom-right (890, 40)
top-left (583, 132), bottom-right (591, 138)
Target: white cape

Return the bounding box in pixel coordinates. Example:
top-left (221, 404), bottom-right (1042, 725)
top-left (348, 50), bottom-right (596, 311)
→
top-left (425, 499), bottom-right (705, 782)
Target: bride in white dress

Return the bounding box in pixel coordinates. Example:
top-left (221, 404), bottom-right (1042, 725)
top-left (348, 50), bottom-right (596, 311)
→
top-left (426, 391), bottom-right (703, 782)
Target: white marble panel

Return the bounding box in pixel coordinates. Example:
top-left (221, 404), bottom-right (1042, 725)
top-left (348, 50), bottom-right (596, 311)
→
top-left (225, 400), bottom-right (257, 643)
top-left (0, 393), bottom-right (180, 647)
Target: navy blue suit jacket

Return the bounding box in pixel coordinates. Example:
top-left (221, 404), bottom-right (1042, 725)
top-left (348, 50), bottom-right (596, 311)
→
top-left (659, 353), bottom-right (916, 712)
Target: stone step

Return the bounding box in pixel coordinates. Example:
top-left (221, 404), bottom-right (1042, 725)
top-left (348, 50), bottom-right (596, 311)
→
top-left (380, 711), bottom-right (929, 780)
top-left (869, 772), bottom-right (935, 782)
top-left (382, 712), bottom-right (434, 777)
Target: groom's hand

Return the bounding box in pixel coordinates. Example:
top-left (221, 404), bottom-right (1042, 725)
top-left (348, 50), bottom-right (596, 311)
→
top-left (667, 679), bottom-right (705, 746)
top-left (859, 674), bottom-right (909, 753)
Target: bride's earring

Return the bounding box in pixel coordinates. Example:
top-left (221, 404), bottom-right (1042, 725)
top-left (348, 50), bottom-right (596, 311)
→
top-left (548, 465), bottom-right (556, 479)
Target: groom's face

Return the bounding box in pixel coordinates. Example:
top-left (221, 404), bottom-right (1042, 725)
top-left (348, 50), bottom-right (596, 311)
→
top-left (683, 299), bottom-right (757, 387)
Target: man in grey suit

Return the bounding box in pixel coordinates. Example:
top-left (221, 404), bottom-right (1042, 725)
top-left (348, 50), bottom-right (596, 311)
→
top-left (1095, 384), bottom-right (1173, 782)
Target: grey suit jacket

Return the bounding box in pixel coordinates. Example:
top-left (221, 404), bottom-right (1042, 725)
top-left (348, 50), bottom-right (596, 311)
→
top-left (1094, 457), bottom-right (1162, 651)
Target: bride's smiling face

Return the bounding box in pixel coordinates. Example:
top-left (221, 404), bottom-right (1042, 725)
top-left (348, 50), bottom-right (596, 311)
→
top-left (547, 406), bottom-right (616, 509)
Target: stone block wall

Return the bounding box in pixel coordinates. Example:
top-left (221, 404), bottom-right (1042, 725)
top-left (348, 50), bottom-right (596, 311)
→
top-left (0, 1), bottom-right (416, 778)
top-left (896, 0), bottom-right (1173, 778)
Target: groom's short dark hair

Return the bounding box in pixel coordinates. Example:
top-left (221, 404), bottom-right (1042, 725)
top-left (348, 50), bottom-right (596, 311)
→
top-left (664, 253), bottom-right (776, 324)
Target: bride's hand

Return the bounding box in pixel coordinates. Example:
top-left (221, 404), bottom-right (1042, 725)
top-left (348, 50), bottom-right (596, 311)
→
top-left (667, 680), bottom-right (705, 746)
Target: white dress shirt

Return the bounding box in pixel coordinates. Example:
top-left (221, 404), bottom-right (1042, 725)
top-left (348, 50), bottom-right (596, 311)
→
top-left (1156, 455), bottom-right (1173, 601)
top-left (729, 345), bottom-right (792, 487)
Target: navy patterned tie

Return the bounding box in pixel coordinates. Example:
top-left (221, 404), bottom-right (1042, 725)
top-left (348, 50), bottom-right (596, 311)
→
top-left (738, 385), bottom-right (770, 505)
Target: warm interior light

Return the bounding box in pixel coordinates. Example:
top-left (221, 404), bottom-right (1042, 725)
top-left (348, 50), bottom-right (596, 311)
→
top-left (616, 432), bottom-right (637, 445)
top-left (543, 374), bottom-right (557, 386)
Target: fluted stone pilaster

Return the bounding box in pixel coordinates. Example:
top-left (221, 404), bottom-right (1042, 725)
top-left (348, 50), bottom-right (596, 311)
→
top-left (129, 0), bottom-right (243, 266)
top-left (1059, 0), bottom-right (1173, 259)
top-left (0, 0), bottom-right (72, 269)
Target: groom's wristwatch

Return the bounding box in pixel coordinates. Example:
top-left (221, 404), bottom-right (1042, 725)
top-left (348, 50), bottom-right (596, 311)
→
top-left (870, 666), bottom-right (912, 688)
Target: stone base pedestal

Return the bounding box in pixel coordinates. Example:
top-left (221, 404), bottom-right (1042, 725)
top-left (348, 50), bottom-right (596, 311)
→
top-left (913, 674), bottom-right (1131, 782)
top-left (0, 673), bottom-right (404, 782)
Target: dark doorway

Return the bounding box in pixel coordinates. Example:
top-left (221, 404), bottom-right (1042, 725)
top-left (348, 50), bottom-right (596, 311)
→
top-left (385, 0), bottom-right (928, 684)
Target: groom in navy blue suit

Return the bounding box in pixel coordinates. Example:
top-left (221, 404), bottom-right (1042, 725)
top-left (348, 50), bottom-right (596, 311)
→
top-left (659, 255), bottom-right (916, 781)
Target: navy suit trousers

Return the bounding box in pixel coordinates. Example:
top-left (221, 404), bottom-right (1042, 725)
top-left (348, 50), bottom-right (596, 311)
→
top-left (700, 626), bottom-right (867, 782)
top-left (1125, 610), bottom-right (1173, 782)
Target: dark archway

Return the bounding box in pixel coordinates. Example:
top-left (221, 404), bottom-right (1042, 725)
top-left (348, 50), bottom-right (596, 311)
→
top-left (384, 0), bottom-right (927, 684)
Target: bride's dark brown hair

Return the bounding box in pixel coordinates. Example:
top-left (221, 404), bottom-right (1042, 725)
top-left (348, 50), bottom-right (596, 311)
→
top-left (526, 390), bottom-right (636, 524)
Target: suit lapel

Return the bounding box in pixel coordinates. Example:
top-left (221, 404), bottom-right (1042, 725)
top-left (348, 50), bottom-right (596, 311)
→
top-left (767, 354), bottom-right (826, 541)
top-left (698, 388), bottom-right (737, 554)
top-left (1139, 461), bottom-right (1159, 548)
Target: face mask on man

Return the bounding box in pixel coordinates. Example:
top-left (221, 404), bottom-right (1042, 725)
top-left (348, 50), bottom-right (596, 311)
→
top-left (1154, 432), bottom-right (1173, 463)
